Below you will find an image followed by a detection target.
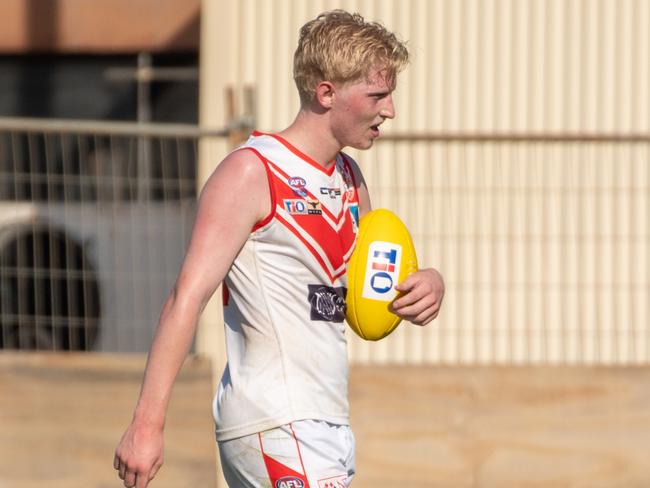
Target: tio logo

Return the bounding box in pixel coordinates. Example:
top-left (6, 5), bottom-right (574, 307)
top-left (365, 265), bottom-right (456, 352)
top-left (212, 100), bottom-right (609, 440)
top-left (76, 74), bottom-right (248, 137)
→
top-left (275, 477), bottom-right (305, 488)
top-left (284, 199), bottom-right (307, 215)
top-left (362, 241), bottom-right (402, 302)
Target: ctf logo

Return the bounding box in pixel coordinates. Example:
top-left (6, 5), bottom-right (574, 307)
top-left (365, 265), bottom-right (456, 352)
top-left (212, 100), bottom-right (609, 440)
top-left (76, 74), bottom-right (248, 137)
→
top-left (361, 241), bottom-right (402, 302)
top-left (320, 186), bottom-right (341, 198)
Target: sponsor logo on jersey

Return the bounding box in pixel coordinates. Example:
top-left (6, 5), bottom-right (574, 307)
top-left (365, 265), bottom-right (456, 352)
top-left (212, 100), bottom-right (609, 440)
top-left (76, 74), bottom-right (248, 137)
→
top-left (340, 162), bottom-right (356, 200)
top-left (275, 477), bottom-right (305, 488)
top-left (349, 203), bottom-right (359, 230)
top-left (283, 199), bottom-right (322, 215)
top-left (308, 284), bottom-right (347, 322)
top-left (320, 187), bottom-right (341, 198)
top-left (305, 199), bottom-right (322, 215)
top-left (318, 475), bottom-right (347, 488)
top-left (288, 176), bottom-right (308, 197)
top-left (283, 199), bottom-right (308, 215)
top-left (362, 241), bottom-right (402, 301)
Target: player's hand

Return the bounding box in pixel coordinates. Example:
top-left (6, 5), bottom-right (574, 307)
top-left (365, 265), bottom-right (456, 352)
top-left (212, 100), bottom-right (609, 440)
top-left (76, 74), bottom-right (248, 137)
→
top-left (114, 421), bottom-right (164, 488)
top-left (391, 268), bottom-right (445, 326)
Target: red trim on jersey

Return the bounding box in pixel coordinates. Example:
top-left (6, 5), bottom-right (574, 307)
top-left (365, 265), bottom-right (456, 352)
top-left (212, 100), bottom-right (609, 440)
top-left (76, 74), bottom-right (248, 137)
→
top-left (245, 133), bottom-right (356, 281)
top-left (222, 282), bottom-right (230, 306)
top-left (266, 160), bottom-right (341, 223)
top-left (341, 153), bottom-right (359, 212)
top-left (340, 153), bottom-right (360, 205)
top-left (338, 215), bottom-right (357, 262)
top-left (275, 212), bottom-right (346, 283)
top-left (237, 147), bottom-right (277, 232)
top-left (252, 130), bottom-right (336, 177)
top-left (273, 176), bottom-right (352, 279)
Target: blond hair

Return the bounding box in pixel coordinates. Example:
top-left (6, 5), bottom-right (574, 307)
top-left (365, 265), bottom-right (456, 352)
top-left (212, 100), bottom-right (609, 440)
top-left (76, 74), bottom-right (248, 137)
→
top-left (293, 10), bottom-right (409, 106)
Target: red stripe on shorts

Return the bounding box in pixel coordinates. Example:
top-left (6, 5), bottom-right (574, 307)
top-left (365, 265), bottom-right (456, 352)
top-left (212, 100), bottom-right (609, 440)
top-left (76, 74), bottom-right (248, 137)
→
top-left (258, 431), bottom-right (311, 488)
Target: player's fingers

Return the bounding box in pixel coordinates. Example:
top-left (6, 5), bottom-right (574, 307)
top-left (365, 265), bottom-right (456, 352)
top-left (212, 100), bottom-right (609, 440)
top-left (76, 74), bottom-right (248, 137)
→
top-left (149, 461), bottom-right (162, 481)
top-left (399, 300), bottom-right (440, 325)
top-left (394, 273), bottom-right (418, 292)
top-left (124, 469), bottom-right (137, 488)
top-left (118, 460), bottom-right (127, 480)
top-left (136, 470), bottom-right (151, 488)
top-left (392, 288), bottom-right (437, 316)
top-left (392, 284), bottom-right (429, 310)
top-left (412, 303), bottom-right (440, 326)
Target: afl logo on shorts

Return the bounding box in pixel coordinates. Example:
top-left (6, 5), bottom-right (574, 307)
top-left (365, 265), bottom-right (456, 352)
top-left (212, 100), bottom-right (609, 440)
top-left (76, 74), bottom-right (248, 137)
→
top-left (361, 241), bottom-right (402, 302)
top-left (275, 477), bottom-right (305, 488)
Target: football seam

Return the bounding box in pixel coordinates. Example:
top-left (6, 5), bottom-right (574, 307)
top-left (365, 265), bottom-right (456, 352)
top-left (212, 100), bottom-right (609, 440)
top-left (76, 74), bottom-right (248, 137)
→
top-left (354, 209), bottom-right (377, 341)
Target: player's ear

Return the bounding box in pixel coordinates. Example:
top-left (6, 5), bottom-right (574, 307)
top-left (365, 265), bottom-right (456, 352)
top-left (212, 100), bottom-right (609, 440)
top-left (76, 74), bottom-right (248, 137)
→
top-left (315, 81), bottom-right (335, 109)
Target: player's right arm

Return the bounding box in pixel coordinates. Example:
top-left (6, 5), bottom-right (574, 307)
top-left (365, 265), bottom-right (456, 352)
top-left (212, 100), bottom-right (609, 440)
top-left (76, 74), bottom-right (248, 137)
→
top-left (113, 148), bottom-right (270, 488)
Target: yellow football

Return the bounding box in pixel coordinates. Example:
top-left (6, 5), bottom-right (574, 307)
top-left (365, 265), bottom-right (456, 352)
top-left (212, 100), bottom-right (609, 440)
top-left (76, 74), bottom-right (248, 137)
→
top-left (345, 208), bottom-right (418, 341)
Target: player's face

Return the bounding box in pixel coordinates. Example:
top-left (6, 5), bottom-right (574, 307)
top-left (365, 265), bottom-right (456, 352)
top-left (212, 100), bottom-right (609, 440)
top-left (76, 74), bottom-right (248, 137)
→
top-left (330, 68), bottom-right (396, 150)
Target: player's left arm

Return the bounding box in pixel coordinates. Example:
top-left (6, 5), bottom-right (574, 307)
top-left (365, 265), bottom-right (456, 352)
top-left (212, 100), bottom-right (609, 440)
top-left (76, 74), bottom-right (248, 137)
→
top-left (349, 155), bottom-right (444, 326)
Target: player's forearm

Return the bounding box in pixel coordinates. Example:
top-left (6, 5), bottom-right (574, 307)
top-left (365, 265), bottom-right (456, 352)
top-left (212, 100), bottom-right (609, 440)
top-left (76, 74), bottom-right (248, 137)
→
top-left (131, 289), bottom-right (202, 428)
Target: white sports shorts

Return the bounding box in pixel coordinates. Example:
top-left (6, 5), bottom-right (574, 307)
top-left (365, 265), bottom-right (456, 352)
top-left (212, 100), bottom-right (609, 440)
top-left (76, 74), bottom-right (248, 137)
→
top-left (218, 419), bottom-right (356, 488)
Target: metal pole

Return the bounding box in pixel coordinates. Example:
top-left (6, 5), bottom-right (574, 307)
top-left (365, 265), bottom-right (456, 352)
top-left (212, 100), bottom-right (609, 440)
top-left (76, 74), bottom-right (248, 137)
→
top-left (137, 52), bottom-right (152, 202)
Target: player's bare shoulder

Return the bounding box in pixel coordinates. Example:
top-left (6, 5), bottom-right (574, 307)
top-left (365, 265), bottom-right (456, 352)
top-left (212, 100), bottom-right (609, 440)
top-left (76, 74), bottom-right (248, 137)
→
top-left (200, 146), bottom-right (271, 224)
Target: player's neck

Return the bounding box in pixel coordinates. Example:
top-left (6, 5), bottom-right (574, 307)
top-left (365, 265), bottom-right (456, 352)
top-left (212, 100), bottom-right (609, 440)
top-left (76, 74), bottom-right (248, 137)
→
top-left (278, 111), bottom-right (341, 170)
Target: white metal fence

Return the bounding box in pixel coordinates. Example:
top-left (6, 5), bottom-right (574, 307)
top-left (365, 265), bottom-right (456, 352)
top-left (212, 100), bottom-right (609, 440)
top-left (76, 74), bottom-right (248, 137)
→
top-left (348, 134), bottom-right (650, 365)
top-left (0, 118), bottom-right (221, 352)
top-left (0, 117), bottom-right (648, 365)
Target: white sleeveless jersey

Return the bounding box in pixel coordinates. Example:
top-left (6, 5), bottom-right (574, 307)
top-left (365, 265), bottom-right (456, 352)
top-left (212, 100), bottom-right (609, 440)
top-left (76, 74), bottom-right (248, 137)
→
top-left (214, 131), bottom-right (360, 441)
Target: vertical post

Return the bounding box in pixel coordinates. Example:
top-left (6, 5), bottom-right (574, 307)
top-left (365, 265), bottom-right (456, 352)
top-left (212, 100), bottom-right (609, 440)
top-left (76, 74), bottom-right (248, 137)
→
top-left (137, 52), bottom-right (152, 202)
top-left (198, 1), bottom-right (238, 485)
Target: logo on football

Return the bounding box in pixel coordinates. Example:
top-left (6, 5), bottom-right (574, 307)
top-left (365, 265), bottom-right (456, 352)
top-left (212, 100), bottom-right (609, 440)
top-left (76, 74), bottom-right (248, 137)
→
top-left (362, 241), bottom-right (402, 301)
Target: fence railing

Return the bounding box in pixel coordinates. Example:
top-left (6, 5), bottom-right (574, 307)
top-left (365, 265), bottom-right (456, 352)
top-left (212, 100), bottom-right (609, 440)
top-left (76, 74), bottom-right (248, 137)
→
top-left (0, 118), bottom-right (229, 352)
top-left (1, 117), bottom-right (648, 366)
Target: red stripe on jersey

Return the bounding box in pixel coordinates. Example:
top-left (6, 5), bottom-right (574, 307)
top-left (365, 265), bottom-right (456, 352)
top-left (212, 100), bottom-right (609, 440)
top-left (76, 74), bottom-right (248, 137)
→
top-left (275, 212), bottom-right (346, 283)
top-left (271, 168), bottom-right (356, 278)
top-left (274, 181), bottom-right (347, 275)
top-left (237, 147), bottom-right (277, 232)
top-left (341, 153), bottom-right (359, 200)
top-left (289, 423), bottom-right (310, 483)
top-left (222, 282), bottom-right (230, 306)
top-left (338, 211), bottom-right (357, 261)
top-left (266, 160), bottom-right (341, 223)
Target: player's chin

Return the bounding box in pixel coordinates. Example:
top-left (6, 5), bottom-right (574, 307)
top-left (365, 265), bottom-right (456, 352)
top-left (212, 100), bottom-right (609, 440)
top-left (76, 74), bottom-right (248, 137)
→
top-left (350, 138), bottom-right (375, 150)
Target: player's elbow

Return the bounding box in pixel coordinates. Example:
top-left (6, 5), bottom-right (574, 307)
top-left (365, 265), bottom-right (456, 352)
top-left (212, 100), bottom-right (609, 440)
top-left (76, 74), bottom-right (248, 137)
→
top-left (166, 279), bottom-right (218, 320)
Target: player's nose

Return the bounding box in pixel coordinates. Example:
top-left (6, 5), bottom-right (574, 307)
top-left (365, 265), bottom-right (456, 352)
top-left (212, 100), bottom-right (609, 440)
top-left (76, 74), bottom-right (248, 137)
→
top-left (379, 95), bottom-right (395, 120)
